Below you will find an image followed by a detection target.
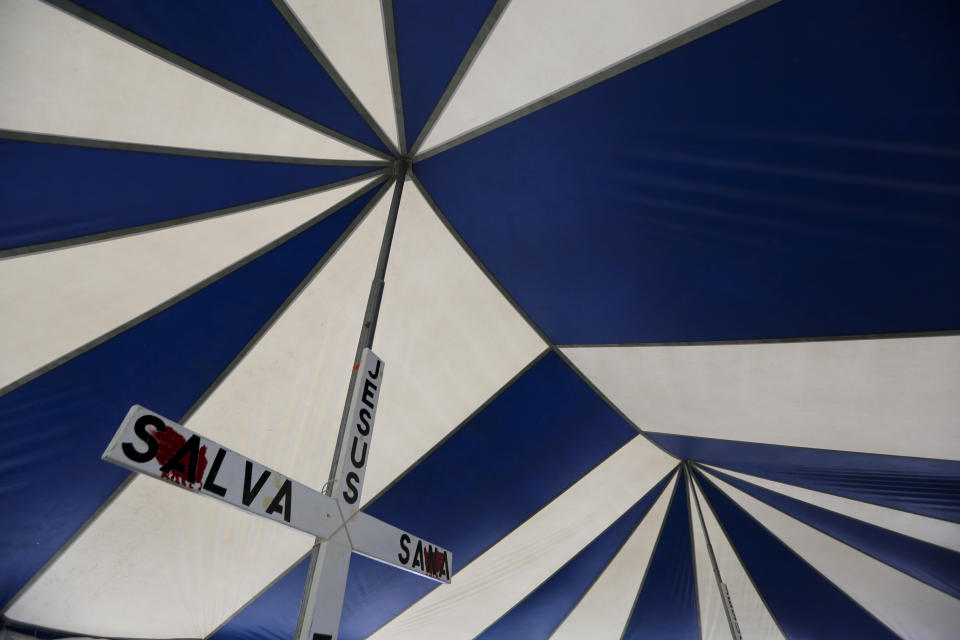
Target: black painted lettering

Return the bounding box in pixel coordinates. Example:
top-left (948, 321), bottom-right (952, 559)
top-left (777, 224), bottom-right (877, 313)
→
top-left (440, 552), bottom-right (450, 580)
top-left (159, 434), bottom-right (202, 483)
top-left (202, 448), bottom-right (228, 496)
top-left (412, 540), bottom-right (424, 570)
top-left (350, 437), bottom-right (367, 469)
top-left (361, 378), bottom-right (377, 409)
top-left (265, 479), bottom-right (293, 522)
top-left (342, 472), bottom-right (360, 504)
top-left (398, 533), bottom-right (411, 564)
top-left (367, 359), bottom-right (382, 379)
top-left (242, 461), bottom-right (271, 506)
top-left (357, 408), bottom-right (372, 436)
top-left (425, 545), bottom-right (436, 576)
top-left (122, 414), bottom-right (164, 463)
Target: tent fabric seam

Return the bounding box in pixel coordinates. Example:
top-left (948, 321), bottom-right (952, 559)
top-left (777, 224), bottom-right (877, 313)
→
top-left (268, 0), bottom-right (399, 156)
top-left (695, 468), bottom-right (908, 638)
top-left (0, 175), bottom-right (386, 399)
top-left (44, 0), bottom-right (391, 160)
top-left (689, 470), bottom-right (791, 640)
top-left (413, 0), bottom-right (782, 162)
top-left (0, 168), bottom-right (387, 260)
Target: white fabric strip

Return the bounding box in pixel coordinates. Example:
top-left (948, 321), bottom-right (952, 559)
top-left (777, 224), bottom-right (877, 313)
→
top-left (703, 465), bottom-right (960, 553)
top-left (686, 477), bottom-right (733, 640)
top-left (418, 0), bottom-right (751, 153)
top-left (369, 438), bottom-right (678, 640)
top-left (0, 0), bottom-right (376, 161)
top-left (692, 477), bottom-right (785, 640)
top-left (363, 177), bottom-right (546, 505)
top-left (4, 184), bottom-right (395, 638)
top-left (0, 177), bottom-right (377, 391)
top-left (707, 473), bottom-right (960, 640)
top-left (550, 472), bottom-right (678, 640)
top-left (285, 0), bottom-right (399, 148)
top-left (563, 337), bottom-right (960, 460)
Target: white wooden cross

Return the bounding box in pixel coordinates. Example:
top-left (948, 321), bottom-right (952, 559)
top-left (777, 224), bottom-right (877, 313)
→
top-left (102, 347), bottom-right (451, 640)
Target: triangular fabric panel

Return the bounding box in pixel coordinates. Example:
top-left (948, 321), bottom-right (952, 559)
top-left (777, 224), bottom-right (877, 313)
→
top-left (477, 472), bottom-right (674, 639)
top-left (418, 0), bottom-right (749, 153)
top-left (211, 558), bottom-right (310, 640)
top-left (0, 177), bottom-right (380, 391)
top-left (0, 138), bottom-right (372, 251)
top-left (564, 337), bottom-right (960, 461)
top-left (3, 186), bottom-right (387, 637)
top-left (550, 472), bottom-right (678, 640)
top-left (285, 0), bottom-right (399, 148)
top-left (704, 467), bottom-right (960, 599)
top-left (365, 436), bottom-right (676, 640)
top-left (652, 432), bottom-right (960, 523)
top-left (339, 353), bottom-right (643, 639)
top-left (68, 0), bottom-right (384, 151)
top-left (392, 0), bottom-right (497, 145)
top-left (698, 470), bottom-right (960, 639)
top-left (686, 475), bottom-right (733, 640)
top-left (621, 468), bottom-right (699, 639)
top-left (703, 466), bottom-right (960, 554)
top-left (416, 0), bottom-right (960, 343)
top-left (0, 0), bottom-right (377, 161)
top-left (694, 471), bottom-right (896, 639)
top-left (689, 477), bottom-right (787, 640)
top-left (363, 177), bottom-right (545, 505)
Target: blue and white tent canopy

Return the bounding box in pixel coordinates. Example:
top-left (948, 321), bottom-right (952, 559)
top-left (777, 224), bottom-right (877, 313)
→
top-left (1, 0), bottom-right (959, 638)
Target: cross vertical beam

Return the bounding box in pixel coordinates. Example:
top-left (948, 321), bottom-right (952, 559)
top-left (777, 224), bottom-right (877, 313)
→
top-left (294, 158), bottom-right (409, 640)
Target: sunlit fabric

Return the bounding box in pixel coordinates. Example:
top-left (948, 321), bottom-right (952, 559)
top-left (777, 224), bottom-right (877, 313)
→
top-left (0, 0), bottom-right (958, 639)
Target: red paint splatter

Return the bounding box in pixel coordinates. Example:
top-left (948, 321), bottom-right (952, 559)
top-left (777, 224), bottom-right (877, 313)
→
top-left (425, 548), bottom-right (445, 579)
top-left (151, 424), bottom-right (207, 491)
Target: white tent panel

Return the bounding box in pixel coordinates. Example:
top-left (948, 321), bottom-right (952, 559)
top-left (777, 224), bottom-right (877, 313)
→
top-left (686, 477), bottom-right (734, 640)
top-left (0, 177), bottom-right (378, 390)
top-left (4, 184), bottom-right (395, 638)
top-left (707, 473), bottom-right (960, 640)
top-left (363, 178), bottom-right (546, 505)
top-left (369, 438), bottom-right (678, 640)
top-left (692, 477), bottom-right (785, 640)
top-left (286, 0), bottom-right (400, 147)
top-left (563, 337), bottom-right (960, 460)
top-left (418, 0), bottom-right (750, 153)
top-left (0, 0), bottom-right (377, 161)
top-left (704, 466), bottom-right (960, 553)
top-left (550, 472), bottom-right (678, 640)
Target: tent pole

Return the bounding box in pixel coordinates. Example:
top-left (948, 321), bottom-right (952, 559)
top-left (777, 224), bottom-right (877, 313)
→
top-left (293, 158), bottom-right (409, 640)
top-left (686, 462), bottom-right (743, 640)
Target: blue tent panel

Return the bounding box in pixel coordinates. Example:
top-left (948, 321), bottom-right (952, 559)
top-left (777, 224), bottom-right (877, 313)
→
top-left (0, 188), bottom-right (376, 608)
top-left (392, 0), bottom-right (498, 146)
top-left (477, 470), bottom-right (675, 640)
top-left (696, 470), bottom-right (899, 640)
top-left (211, 558), bottom-right (309, 640)
top-left (621, 469), bottom-right (698, 640)
top-left (337, 352), bottom-right (637, 639)
top-left (69, 0), bottom-right (385, 150)
top-left (0, 139), bottom-right (373, 250)
top-left (651, 432), bottom-right (960, 523)
top-left (704, 466), bottom-right (960, 599)
top-left (417, 0), bottom-right (960, 344)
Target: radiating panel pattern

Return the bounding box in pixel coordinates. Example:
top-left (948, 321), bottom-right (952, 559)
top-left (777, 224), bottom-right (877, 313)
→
top-left (1, 0), bottom-right (958, 639)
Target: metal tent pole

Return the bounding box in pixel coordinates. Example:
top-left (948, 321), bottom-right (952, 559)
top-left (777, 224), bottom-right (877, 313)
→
top-left (294, 158), bottom-right (408, 640)
top-left (686, 462), bottom-right (743, 640)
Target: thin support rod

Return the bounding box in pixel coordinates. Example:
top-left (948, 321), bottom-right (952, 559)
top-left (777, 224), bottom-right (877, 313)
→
top-left (686, 462), bottom-right (742, 640)
top-left (325, 158), bottom-right (407, 493)
top-left (294, 159), bottom-right (408, 640)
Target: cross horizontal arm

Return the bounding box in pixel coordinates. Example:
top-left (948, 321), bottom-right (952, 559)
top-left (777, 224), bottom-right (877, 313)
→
top-left (102, 405), bottom-right (345, 539)
top-left (346, 512), bottom-right (453, 583)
